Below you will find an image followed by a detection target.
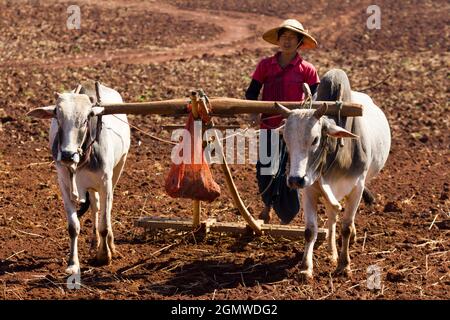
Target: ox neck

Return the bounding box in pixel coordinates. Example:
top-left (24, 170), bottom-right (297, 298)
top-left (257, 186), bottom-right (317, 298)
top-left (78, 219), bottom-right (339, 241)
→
top-left (77, 115), bottom-right (102, 169)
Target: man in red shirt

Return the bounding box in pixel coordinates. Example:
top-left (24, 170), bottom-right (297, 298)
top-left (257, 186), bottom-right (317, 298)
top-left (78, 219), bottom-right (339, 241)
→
top-left (245, 19), bottom-right (320, 223)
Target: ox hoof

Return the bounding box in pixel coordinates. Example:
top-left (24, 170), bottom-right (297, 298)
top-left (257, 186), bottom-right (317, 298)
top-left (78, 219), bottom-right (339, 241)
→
top-left (112, 249), bottom-right (123, 259)
top-left (326, 255), bottom-right (338, 266)
top-left (89, 240), bottom-right (100, 252)
top-left (298, 270), bottom-right (314, 282)
top-left (109, 244), bottom-right (118, 257)
top-left (350, 230), bottom-right (357, 245)
top-left (65, 264), bottom-right (80, 275)
top-left (333, 265), bottom-right (352, 277)
top-left (70, 193), bottom-right (80, 203)
top-left (95, 252), bottom-right (112, 266)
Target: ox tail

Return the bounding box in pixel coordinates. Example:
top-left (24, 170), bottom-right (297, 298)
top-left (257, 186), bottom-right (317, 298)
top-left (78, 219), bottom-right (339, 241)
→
top-left (362, 187), bottom-right (376, 206)
top-left (77, 192), bottom-right (90, 218)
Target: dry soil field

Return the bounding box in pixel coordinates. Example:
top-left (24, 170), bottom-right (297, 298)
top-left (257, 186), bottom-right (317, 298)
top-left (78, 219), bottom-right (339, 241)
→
top-left (0, 0), bottom-right (448, 300)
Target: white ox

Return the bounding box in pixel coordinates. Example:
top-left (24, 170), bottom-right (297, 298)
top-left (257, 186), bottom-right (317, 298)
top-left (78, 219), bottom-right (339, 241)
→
top-left (28, 82), bottom-right (130, 274)
top-left (278, 69), bottom-right (391, 278)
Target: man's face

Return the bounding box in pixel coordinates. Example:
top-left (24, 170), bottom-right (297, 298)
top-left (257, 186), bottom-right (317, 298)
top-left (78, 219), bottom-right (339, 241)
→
top-left (278, 30), bottom-right (301, 53)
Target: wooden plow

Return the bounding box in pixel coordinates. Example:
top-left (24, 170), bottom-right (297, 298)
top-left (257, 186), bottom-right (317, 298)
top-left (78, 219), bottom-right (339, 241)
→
top-left (100, 87), bottom-right (363, 243)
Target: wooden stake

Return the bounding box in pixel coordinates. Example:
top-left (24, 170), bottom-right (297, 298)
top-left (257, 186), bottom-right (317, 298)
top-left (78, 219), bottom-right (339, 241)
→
top-left (193, 200), bottom-right (201, 228)
top-left (190, 91), bottom-right (201, 228)
top-left (190, 91), bottom-right (199, 118)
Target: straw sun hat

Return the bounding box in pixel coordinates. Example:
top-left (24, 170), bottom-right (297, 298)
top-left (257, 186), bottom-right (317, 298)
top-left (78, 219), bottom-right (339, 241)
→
top-left (262, 19), bottom-right (318, 50)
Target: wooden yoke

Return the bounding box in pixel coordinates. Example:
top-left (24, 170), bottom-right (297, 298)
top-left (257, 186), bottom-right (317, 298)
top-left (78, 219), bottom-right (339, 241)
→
top-left (101, 98), bottom-right (363, 117)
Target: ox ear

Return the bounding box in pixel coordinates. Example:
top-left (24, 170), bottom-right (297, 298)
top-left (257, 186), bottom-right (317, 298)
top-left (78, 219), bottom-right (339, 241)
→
top-left (325, 123), bottom-right (359, 139)
top-left (27, 105), bottom-right (56, 119)
top-left (89, 106), bottom-right (104, 117)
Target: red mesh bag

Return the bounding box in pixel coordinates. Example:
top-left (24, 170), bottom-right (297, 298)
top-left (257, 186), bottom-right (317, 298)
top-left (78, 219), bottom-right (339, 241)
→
top-left (164, 112), bottom-right (221, 202)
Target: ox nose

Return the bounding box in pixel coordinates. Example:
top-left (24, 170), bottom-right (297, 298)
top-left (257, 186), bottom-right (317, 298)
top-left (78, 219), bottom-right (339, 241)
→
top-left (288, 176), bottom-right (307, 188)
top-left (60, 150), bottom-right (76, 162)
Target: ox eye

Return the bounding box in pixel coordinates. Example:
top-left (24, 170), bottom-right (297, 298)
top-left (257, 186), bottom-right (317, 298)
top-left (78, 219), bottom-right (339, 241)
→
top-left (312, 137), bottom-right (319, 145)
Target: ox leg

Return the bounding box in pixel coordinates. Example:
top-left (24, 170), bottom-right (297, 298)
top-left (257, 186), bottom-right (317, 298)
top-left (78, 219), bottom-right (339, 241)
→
top-left (96, 178), bottom-right (114, 265)
top-left (89, 191), bottom-right (100, 252)
top-left (112, 154), bottom-right (127, 189)
top-left (60, 184), bottom-right (81, 274)
top-left (335, 181), bottom-right (364, 276)
top-left (319, 178), bottom-right (343, 212)
top-left (299, 190), bottom-right (319, 279)
top-left (323, 201), bottom-right (339, 265)
top-left (350, 222), bottom-right (357, 246)
top-left (108, 155), bottom-right (128, 257)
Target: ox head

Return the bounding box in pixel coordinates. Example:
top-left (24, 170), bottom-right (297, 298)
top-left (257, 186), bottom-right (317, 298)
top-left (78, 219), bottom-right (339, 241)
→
top-left (28, 92), bottom-right (104, 171)
top-left (277, 103), bottom-right (358, 189)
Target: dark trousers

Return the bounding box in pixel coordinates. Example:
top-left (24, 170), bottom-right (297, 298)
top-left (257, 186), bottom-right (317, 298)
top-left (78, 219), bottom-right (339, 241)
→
top-left (256, 130), bottom-right (300, 224)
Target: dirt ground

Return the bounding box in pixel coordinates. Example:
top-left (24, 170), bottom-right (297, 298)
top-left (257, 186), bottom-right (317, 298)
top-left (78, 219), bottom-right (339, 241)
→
top-left (0, 0), bottom-right (448, 300)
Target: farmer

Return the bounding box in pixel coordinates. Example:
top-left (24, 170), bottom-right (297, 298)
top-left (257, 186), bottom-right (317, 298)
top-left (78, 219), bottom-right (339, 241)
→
top-left (245, 19), bottom-right (320, 224)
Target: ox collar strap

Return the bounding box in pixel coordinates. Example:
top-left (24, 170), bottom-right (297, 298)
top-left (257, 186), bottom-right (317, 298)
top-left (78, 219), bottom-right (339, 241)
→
top-left (78, 83), bottom-right (103, 169)
top-left (320, 123), bottom-right (344, 177)
top-left (310, 129), bottom-right (329, 176)
top-left (77, 112), bottom-right (102, 169)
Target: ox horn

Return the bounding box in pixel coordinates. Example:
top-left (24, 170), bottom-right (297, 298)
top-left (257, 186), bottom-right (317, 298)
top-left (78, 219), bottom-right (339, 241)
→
top-left (74, 84), bottom-right (83, 94)
top-left (95, 81), bottom-right (101, 103)
top-left (314, 103), bottom-right (328, 119)
top-left (274, 102), bottom-right (292, 117)
top-left (54, 91), bottom-right (61, 100)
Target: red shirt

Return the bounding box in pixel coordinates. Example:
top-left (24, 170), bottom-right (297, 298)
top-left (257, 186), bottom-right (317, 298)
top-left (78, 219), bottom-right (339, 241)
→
top-left (252, 52), bottom-right (320, 129)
